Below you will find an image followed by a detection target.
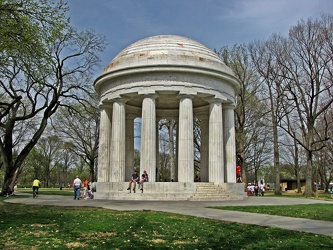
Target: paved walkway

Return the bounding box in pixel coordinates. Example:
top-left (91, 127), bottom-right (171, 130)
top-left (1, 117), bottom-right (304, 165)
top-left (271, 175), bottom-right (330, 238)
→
top-left (6, 194), bottom-right (333, 237)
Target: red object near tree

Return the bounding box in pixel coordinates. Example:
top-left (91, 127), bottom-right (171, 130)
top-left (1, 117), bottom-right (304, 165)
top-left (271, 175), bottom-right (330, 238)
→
top-left (236, 165), bottom-right (241, 177)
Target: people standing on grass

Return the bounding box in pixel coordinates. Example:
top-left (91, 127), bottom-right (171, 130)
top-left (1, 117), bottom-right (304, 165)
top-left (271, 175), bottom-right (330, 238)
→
top-left (73, 175), bottom-right (82, 200)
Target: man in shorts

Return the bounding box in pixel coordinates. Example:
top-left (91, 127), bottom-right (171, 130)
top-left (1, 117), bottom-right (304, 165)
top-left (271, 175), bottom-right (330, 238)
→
top-left (127, 169), bottom-right (139, 193)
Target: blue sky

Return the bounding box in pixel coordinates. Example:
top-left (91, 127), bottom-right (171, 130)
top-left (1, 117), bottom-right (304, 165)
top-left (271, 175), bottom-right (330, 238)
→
top-left (67, 0), bottom-right (333, 75)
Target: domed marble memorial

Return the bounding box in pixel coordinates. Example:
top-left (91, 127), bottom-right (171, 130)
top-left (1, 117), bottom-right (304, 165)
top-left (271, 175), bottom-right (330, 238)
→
top-left (94, 35), bottom-right (244, 200)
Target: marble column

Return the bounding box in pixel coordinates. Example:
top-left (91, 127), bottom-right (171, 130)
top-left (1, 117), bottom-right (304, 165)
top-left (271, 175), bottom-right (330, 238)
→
top-left (209, 99), bottom-right (224, 183)
top-left (223, 105), bottom-right (236, 183)
top-left (110, 99), bottom-right (126, 182)
top-left (178, 95), bottom-right (194, 182)
top-left (97, 106), bottom-right (112, 182)
top-left (200, 116), bottom-right (209, 182)
top-left (140, 95), bottom-right (157, 182)
top-left (125, 114), bottom-right (135, 181)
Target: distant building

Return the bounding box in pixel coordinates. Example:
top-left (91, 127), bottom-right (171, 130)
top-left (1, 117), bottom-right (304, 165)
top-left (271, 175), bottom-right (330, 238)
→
top-left (280, 179), bottom-right (306, 191)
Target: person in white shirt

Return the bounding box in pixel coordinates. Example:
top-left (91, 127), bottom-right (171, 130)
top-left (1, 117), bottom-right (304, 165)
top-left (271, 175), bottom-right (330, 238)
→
top-left (260, 182), bottom-right (266, 196)
top-left (73, 175), bottom-right (82, 200)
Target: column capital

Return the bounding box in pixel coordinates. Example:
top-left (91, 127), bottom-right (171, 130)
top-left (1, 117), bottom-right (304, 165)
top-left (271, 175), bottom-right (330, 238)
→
top-left (204, 97), bottom-right (223, 104)
top-left (179, 94), bottom-right (194, 100)
top-left (99, 102), bottom-right (113, 110)
top-left (223, 103), bottom-right (236, 109)
top-left (139, 93), bottom-right (159, 102)
top-left (113, 97), bottom-right (129, 104)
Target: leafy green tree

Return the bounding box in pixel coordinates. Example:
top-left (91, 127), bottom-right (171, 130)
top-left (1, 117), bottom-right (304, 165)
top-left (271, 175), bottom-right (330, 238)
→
top-left (23, 147), bottom-right (45, 186)
top-left (0, 0), bottom-right (106, 194)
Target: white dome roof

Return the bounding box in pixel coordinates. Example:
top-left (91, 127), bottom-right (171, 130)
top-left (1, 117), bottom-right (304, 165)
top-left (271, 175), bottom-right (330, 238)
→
top-left (102, 35), bottom-right (233, 76)
top-left (94, 35), bottom-right (240, 109)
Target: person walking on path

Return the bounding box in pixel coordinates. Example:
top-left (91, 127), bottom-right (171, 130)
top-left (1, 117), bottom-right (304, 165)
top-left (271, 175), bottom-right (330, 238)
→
top-left (127, 170), bottom-right (139, 193)
top-left (73, 175), bottom-right (82, 200)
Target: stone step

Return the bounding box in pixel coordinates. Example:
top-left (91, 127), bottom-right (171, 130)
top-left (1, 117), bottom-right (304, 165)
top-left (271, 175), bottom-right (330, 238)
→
top-left (188, 182), bottom-right (233, 201)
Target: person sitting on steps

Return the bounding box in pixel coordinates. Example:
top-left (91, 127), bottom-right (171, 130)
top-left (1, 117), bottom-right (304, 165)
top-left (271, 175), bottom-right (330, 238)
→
top-left (139, 170), bottom-right (148, 193)
top-left (127, 169), bottom-right (139, 193)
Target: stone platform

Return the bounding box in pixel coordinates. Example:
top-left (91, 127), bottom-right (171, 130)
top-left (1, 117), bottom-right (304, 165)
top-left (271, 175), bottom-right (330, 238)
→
top-left (95, 182), bottom-right (245, 201)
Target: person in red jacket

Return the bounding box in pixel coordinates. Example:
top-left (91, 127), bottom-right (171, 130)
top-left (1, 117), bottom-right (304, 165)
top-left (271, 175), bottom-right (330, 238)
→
top-left (236, 165), bottom-right (242, 183)
top-left (83, 178), bottom-right (88, 199)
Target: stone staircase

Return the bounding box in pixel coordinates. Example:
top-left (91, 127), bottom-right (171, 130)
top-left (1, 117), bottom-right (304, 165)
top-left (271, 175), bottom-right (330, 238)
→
top-left (188, 182), bottom-right (235, 201)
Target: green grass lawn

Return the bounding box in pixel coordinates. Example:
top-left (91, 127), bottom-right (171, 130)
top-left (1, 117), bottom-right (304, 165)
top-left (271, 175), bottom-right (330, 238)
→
top-left (17, 188), bottom-right (74, 196)
top-left (0, 194), bottom-right (333, 249)
top-left (264, 190), bottom-right (333, 201)
top-left (212, 203), bottom-right (333, 222)
top-left (211, 190), bottom-right (333, 222)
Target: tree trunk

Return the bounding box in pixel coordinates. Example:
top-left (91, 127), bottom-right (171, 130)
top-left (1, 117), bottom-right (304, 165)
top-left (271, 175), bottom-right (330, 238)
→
top-left (273, 124), bottom-right (281, 195)
top-left (89, 158), bottom-right (95, 182)
top-left (2, 161), bottom-right (17, 195)
top-left (304, 125), bottom-right (315, 196)
top-left (293, 138), bottom-right (301, 193)
top-left (239, 147), bottom-right (247, 186)
top-left (304, 150), bottom-right (314, 196)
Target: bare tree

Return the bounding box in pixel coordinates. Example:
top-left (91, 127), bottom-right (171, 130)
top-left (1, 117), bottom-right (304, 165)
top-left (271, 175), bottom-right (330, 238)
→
top-left (52, 142), bottom-right (78, 188)
top-left (246, 117), bottom-right (272, 183)
top-left (52, 94), bottom-right (100, 182)
top-left (280, 132), bottom-right (306, 193)
top-left (312, 108), bottom-right (333, 192)
top-left (249, 36), bottom-right (287, 195)
top-left (193, 118), bottom-right (201, 177)
top-left (275, 15), bottom-right (333, 195)
top-left (36, 135), bottom-right (62, 188)
top-left (158, 119), bottom-right (177, 181)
